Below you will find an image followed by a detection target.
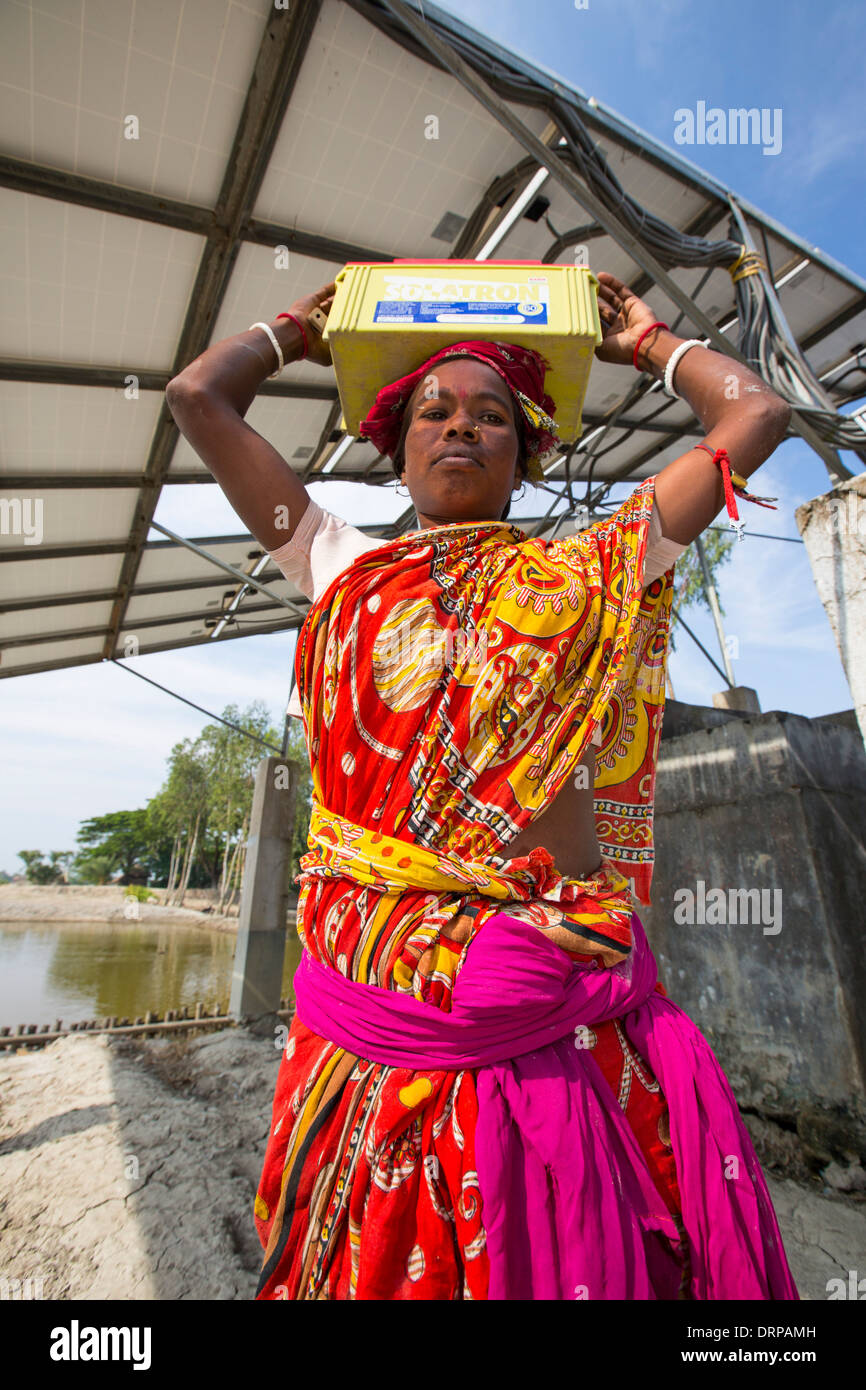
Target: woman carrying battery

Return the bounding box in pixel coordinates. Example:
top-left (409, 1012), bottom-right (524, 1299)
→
top-left (166, 271), bottom-right (798, 1301)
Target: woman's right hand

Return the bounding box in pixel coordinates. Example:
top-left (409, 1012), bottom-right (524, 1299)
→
top-left (285, 280), bottom-right (338, 366)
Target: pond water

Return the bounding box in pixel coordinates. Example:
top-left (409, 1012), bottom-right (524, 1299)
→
top-left (0, 920), bottom-right (303, 1030)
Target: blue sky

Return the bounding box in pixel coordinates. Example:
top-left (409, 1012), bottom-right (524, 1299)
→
top-left (1, 0), bottom-right (864, 875)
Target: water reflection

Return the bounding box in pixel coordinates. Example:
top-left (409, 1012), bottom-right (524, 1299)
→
top-left (0, 921), bottom-right (303, 1029)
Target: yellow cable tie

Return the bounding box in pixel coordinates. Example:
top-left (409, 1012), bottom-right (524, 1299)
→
top-left (731, 255), bottom-right (766, 283)
top-left (727, 246), bottom-right (748, 276)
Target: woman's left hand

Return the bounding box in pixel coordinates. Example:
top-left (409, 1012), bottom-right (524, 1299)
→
top-left (594, 271), bottom-right (665, 367)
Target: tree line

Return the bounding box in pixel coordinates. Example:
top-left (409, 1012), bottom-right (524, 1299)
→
top-left (14, 702), bottom-right (312, 911)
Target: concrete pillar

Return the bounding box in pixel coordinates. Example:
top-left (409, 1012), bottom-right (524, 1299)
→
top-left (795, 472), bottom-right (866, 745)
top-left (229, 755), bottom-right (298, 1032)
top-left (713, 686), bottom-right (761, 714)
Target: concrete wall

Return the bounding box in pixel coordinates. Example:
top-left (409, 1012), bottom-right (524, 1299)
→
top-left (641, 700), bottom-right (866, 1168)
top-left (795, 471), bottom-right (866, 747)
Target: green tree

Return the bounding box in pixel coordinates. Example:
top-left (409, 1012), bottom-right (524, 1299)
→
top-left (145, 702), bottom-right (283, 909)
top-left (74, 809), bottom-right (152, 882)
top-left (74, 855), bottom-right (117, 885)
top-left (17, 850), bottom-right (65, 884)
top-left (50, 850), bottom-right (74, 883)
top-left (199, 702), bottom-right (278, 912)
top-left (153, 738), bottom-right (209, 906)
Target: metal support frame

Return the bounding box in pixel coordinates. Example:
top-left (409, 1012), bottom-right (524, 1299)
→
top-left (146, 521), bottom-right (302, 614)
top-left (3, 0), bottom-right (864, 684)
top-left (694, 535), bottom-right (736, 688)
top-left (380, 0), bottom-right (859, 485)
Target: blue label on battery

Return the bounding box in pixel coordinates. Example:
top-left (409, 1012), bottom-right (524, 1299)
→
top-left (373, 299), bottom-right (548, 325)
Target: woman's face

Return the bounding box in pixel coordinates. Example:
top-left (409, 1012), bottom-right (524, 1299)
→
top-left (399, 359), bottom-right (522, 528)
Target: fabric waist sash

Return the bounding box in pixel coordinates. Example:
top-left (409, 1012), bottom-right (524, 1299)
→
top-left (293, 912), bottom-right (650, 1070)
top-left (292, 913), bottom-right (799, 1302)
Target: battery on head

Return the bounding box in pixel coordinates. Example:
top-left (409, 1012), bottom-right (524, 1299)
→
top-left (323, 259), bottom-right (601, 445)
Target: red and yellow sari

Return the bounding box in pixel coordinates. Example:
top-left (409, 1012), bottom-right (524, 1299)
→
top-left (254, 477), bottom-right (684, 1299)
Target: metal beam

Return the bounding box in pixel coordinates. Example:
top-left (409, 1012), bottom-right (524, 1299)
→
top-left (303, 398), bottom-right (344, 480)
top-left (0, 571), bottom-right (289, 614)
top-left (0, 521), bottom-right (387, 565)
top-left (1, 472), bottom-right (221, 488)
top-left (800, 294), bottom-right (866, 354)
top-left (0, 153), bottom-right (392, 265)
top-left (0, 358), bottom-right (339, 400)
top-left (0, 415), bottom-right (696, 492)
top-left (146, 521), bottom-right (303, 613)
top-left (100, 0), bottom-right (325, 660)
top-left (0, 615), bottom-right (301, 680)
top-left (0, 153), bottom-right (213, 235)
top-left (245, 217), bottom-right (391, 265)
top-left (1, 599), bottom-right (291, 650)
top-left (0, 533), bottom-right (284, 563)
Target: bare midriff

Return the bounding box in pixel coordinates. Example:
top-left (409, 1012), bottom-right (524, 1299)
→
top-left (505, 747), bottom-right (602, 881)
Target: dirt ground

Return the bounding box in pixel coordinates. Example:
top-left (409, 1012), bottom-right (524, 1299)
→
top-left (0, 1028), bottom-right (864, 1301)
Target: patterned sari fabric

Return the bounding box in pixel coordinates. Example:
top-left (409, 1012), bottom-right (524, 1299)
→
top-left (255, 477), bottom-right (682, 1299)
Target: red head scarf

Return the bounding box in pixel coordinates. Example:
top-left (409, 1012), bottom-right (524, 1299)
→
top-left (357, 340), bottom-right (559, 483)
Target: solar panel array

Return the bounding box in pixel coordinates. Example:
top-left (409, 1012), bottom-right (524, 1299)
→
top-left (2, 0), bottom-right (864, 679)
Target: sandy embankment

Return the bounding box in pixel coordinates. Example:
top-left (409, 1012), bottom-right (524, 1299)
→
top-left (0, 882), bottom-right (250, 931)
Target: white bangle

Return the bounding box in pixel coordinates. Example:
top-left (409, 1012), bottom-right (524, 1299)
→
top-left (248, 321), bottom-right (283, 378)
top-left (663, 339), bottom-right (703, 397)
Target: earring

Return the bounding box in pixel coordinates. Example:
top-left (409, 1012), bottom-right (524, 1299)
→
top-left (396, 480), bottom-right (409, 496)
top-left (515, 481), bottom-right (526, 500)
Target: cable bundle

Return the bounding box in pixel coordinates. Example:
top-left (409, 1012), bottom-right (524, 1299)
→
top-left (350, 0), bottom-right (864, 464)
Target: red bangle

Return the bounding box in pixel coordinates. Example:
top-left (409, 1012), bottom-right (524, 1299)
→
top-left (276, 312), bottom-right (308, 359)
top-left (632, 322), bottom-right (669, 371)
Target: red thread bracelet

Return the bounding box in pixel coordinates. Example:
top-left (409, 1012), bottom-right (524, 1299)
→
top-left (276, 312), bottom-right (308, 359)
top-left (695, 442), bottom-right (778, 540)
top-left (632, 321), bottom-right (669, 371)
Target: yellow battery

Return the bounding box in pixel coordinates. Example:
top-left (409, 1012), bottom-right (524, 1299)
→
top-left (323, 260), bottom-right (602, 445)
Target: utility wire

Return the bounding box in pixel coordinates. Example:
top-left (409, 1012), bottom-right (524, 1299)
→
top-left (110, 659), bottom-right (283, 754)
top-left (669, 612), bottom-right (732, 686)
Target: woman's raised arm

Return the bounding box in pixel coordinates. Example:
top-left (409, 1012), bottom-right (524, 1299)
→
top-left (594, 272), bottom-right (791, 545)
top-left (165, 281), bottom-right (337, 552)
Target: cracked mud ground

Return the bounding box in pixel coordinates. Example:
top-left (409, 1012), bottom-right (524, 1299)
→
top-left (0, 1030), bottom-right (280, 1300)
top-left (1, 1031), bottom-right (864, 1300)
